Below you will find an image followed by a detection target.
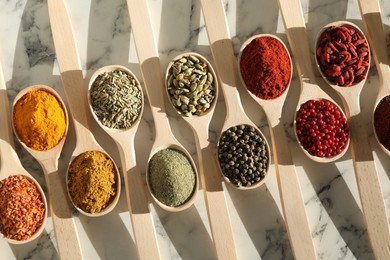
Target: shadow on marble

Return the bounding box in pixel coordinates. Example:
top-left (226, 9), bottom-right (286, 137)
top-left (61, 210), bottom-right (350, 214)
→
top-left (77, 190), bottom-right (138, 259)
top-left (10, 230), bottom-right (59, 260)
top-left (154, 204), bottom-right (216, 260)
top-left (226, 182), bottom-right (293, 259)
top-left (301, 152), bottom-right (374, 258)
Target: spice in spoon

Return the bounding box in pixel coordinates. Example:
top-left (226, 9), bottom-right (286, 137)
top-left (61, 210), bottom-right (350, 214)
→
top-left (166, 55), bottom-right (216, 116)
top-left (67, 151), bottom-right (118, 214)
top-left (374, 95), bottom-right (390, 151)
top-left (0, 175), bottom-right (45, 241)
top-left (148, 148), bottom-right (196, 207)
top-left (316, 24), bottom-right (369, 87)
top-left (218, 124), bottom-right (269, 187)
top-left (239, 36), bottom-right (291, 100)
top-left (90, 69), bottom-right (142, 129)
top-left (13, 89), bottom-right (66, 151)
top-left (296, 99), bottom-right (349, 158)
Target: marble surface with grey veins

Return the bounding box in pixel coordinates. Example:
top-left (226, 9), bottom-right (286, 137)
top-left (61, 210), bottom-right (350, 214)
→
top-left (0, 0), bottom-right (389, 259)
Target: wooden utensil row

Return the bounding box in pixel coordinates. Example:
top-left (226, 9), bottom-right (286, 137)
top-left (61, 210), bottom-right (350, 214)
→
top-left (2, 0), bottom-right (389, 259)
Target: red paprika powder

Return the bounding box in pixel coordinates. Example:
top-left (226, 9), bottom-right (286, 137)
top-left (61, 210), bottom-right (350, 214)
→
top-left (239, 36), bottom-right (291, 100)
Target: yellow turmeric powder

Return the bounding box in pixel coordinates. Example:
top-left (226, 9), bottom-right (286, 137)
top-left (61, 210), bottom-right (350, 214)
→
top-left (13, 89), bottom-right (66, 151)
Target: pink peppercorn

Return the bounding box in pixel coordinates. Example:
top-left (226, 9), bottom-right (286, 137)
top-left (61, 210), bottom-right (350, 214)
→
top-left (296, 99), bottom-right (349, 158)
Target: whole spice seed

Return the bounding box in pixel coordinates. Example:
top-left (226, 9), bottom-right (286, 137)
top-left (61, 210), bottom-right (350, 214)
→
top-left (218, 124), bottom-right (269, 187)
top-left (68, 151), bottom-right (118, 214)
top-left (166, 55), bottom-right (216, 116)
top-left (90, 69), bottom-right (142, 129)
top-left (374, 95), bottom-right (390, 151)
top-left (316, 24), bottom-right (369, 87)
top-left (13, 89), bottom-right (66, 151)
top-left (0, 175), bottom-right (45, 241)
top-left (240, 36), bottom-right (291, 100)
top-left (296, 99), bottom-right (349, 158)
top-left (148, 148), bottom-right (196, 207)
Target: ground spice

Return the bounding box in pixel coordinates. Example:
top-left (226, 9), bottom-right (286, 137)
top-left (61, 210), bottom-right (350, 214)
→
top-left (240, 36), bottom-right (291, 100)
top-left (67, 151), bottom-right (117, 214)
top-left (374, 95), bottom-right (390, 151)
top-left (0, 175), bottom-right (45, 241)
top-left (296, 99), bottom-right (349, 158)
top-left (218, 124), bottom-right (269, 187)
top-left (148, 148), bottom-right (196, 207)
top-left (13, 89), bottom-right (66, 151)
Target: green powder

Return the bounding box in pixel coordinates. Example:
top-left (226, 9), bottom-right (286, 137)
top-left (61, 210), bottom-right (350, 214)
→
top-left (148, 148), bottom-right (196, 207)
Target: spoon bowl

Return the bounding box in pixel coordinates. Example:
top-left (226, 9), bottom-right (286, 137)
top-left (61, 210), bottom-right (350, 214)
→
top-left (165, 52), bottom-right (218, 120)
top-left (314, 21), bottom-right (371, 89)
top-left (372, 94), bottom-right (390, 156)
top-left (146, 143), bottom-right (199, 212)
top-left (66, 150), bottom-right (121, 217)
top-left (88, 65), bottom-right (144, 132)
top-left (238, 34), bottom-right (292, 102)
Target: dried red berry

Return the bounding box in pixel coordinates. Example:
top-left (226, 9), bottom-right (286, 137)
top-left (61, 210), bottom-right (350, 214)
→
top-left (316, 24), bottom-right (369, 87)
top-left (296, 99), bottom-right (349, 158)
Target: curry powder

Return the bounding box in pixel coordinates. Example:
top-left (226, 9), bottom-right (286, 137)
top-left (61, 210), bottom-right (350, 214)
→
top-left (67, 151), bottom-right (117, 214)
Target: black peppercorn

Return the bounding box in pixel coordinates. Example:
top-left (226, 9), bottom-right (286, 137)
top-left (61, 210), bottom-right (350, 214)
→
top-left (217, 124), bottom-right (269, 188)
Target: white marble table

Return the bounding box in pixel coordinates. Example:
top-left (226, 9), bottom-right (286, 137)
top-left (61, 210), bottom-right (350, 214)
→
top-left (0, 0), bottom-right (389, 259)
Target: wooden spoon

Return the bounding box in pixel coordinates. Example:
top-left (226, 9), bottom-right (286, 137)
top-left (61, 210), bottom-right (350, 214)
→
top-left (48, 0), bottom-right (121, 217)
top-left (314, 20), bottom-right (390, 258)
top-left (126, 0), bottom-right (199, 212)
top-left (237, 34), bottom-right (316, 260)
top-left (165, 52), bottom-right (237, 259)
top-left (199, 0), bottom-right (271, 192)
top-left (12, 85), bottom-right (83, 258)
top-left (88, 65), bottom-right (160, 260)
top-left (0, 62), bottom-right (48, 244)
top-left (276, 2), bottom-right (351, 164)
top-left (358, 0), bottom-right (390, 156)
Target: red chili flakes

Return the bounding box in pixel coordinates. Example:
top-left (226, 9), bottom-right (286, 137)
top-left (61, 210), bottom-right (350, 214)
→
top-left (0, 175), bottom-right (45, 241)
top-left (316, 24), bottom-right (369, 87)
top-left (296, 99), bottom-right (349, 158)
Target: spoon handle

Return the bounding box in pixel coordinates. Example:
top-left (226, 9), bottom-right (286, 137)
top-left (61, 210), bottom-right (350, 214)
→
top-left (0, 62), bottom-right (14, 148)
top-left (0, 62), bottom-right (24, 175)
top-left (48, 0), bottom-right (93, 138)
top-left (277, 0), bottom-right (317, 85)
top-left (268, 120), bottom-right (316, 260)
top-left (358, 0), bottom-right (388, 66)
top-left (126, 0), bottom-right (171, 142)
top-left (40, 158), bottom-right (83, 260)
top-left (115, 136), bottom-right (161, 260)
top-left (342, 101), bottom-right (390, 259)
top-left (199, 0), bottom-right (249, 123)
top-left (358, 0), bottom-right (390, 97)
top-left (192, 125), bottom-right (237, 260)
